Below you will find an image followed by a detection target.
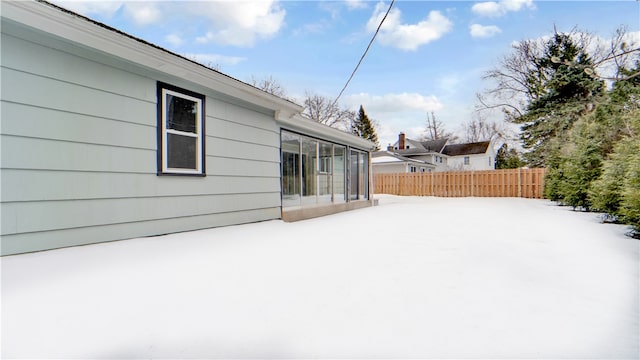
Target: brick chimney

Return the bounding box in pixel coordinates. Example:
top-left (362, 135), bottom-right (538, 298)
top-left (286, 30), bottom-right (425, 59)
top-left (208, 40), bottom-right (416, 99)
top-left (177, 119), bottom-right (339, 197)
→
top-left (398, 132), bottom-right (406, 150)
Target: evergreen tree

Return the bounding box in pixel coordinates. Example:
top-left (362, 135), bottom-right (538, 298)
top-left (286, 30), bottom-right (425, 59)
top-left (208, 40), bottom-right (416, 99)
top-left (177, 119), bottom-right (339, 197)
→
top-left (495, 144), bottom-right (524, 169)
top-left (556, 119), bottom-right (604, 209)
top-left (590, 118), bottom-right (640, 237)
top-left (351, 105), bottom-right (380, 150)
top-left (589, 66), bottom-right (640, 235)
top-left (514, 31), bottom-right (605, 167)
top-left (549, 61), bottom-right (640, 210)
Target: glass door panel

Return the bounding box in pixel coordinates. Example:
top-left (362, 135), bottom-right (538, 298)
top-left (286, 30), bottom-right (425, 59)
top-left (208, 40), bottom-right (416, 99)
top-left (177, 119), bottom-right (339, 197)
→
top-left (281, 131), bottom-right (301, 208)
top-left (333, 146), bottom-right (346, 203)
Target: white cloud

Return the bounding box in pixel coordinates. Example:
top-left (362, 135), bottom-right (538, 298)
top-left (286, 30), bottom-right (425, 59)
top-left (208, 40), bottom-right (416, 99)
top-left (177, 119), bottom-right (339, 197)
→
top-left (344, 92), bottom-right (444, 114)
top-left (184, 53), bottom-right (247, 68)
top-left (346, 0), bottom-right (368, 10)
top-left (191, 1), bottom-right (286, 47)
top-left (470, 24), bottom-right (502, 38)
top-left (53, 1), bottom-right (123, 18)
top-left (165, 34), bottom-right (184, 47)
top-left (54, 1), bottom-right (161, 25)
top-left (124, 2), bottom-right (162, 26)
top-left (342, 92), bottom-right (445, 146)
top-left (366, 3), bottom-right (453, 51)
top-left (471, 0), bottom-right (535, 17)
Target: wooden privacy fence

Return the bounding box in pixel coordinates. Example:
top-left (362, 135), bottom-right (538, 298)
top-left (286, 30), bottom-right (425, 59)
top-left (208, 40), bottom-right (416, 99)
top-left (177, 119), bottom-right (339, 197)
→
top-left (374, 168), bottom-right (547, 199)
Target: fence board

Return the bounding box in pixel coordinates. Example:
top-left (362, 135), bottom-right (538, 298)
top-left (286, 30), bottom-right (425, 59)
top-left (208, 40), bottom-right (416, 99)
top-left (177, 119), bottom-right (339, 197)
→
top-left (374, 168), bottom-right (547, 199)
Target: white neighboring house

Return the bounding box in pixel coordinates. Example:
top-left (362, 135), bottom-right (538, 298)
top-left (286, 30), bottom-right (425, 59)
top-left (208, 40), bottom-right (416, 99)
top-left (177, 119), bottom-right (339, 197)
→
top-left (388, 133), bottom-right (449, 171)
top-left (372, 151), bottom-right (436, 174)
top-left (442, 141), bottom-right (495, 171)
top-left (382, 132), bottom-right (496, 172)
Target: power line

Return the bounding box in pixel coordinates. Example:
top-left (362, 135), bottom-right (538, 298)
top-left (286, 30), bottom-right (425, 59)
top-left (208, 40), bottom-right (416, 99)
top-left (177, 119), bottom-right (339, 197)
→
top-left (330, 0), bottom-right (395, 110)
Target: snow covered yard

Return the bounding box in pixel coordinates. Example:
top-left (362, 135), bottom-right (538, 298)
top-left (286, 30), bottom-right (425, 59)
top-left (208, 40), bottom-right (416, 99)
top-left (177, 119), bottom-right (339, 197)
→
top-left (2, 195), bottom-right (638, 359)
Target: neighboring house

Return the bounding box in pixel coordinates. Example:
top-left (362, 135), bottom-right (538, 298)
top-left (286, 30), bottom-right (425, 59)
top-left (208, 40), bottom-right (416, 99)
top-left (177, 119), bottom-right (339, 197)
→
top-left (390, 134), bottom-right (449, 171)
top-left (442, 141), bottom-right (494, 171)
top-left (378, 132), bottom-right (496, 172)
top-left (0, 0), bottom-right (375, 255)
top-left (371, 151), bottom-right (436, 174)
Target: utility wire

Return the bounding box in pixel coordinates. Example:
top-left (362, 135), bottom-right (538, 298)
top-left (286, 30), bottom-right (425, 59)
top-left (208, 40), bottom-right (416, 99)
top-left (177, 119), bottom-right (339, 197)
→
top-left (330, 0), bottom-right (395, 110)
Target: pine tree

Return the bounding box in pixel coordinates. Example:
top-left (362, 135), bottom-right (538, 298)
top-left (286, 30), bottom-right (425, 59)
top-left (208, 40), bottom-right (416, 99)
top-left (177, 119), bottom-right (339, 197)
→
top-left (351, 105), bottom-right (380, 150)
top-left (514, 31), bottom-right (605, 167)
top-left (495, 143), bottom-right (524, 169)
top-left (549, 61), bottom-right (640, 211)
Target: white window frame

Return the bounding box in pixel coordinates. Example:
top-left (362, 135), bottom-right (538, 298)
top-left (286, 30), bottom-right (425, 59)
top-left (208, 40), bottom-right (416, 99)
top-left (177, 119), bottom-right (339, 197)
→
top-left (158, 84), bottom-right (205, 175)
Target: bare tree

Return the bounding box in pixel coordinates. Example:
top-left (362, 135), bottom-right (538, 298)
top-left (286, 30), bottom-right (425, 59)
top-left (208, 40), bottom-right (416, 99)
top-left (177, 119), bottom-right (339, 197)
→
top-left (250, 75), bottom-right (287, 97)
top-left (302, 92), bottom-right (355, 130)
top-left (460, 115), bottom-right (501, 143)
top-left (421, 112), bottom-right (457, 141)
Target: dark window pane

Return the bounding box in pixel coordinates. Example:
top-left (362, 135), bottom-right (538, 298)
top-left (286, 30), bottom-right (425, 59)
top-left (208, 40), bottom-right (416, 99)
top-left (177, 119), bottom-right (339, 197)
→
top-left (167, 133), bottom-right (197, 169)
top-left (166, 94), bottom-right (197, 133)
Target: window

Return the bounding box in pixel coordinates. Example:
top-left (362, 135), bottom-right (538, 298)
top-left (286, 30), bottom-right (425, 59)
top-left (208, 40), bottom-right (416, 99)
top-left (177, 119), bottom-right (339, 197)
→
top-left (281, 132), bottom-right (301, 208)
top-left (350, 149), bottom-right (369, 200)
top-left (301, 138), bottom-right (318, 205)
top-left (410, 166), bottom-right (417, 173)
top-left (464, 156), bottom-right (470, 165)
top-left (318, 142), bottom-right (333, 202)
top-left (280, 130), bottom-right (350, 209)
top-left (333, 145), bottom-right (346, 203)
top-left (157, 82), bottom-right (205, 175)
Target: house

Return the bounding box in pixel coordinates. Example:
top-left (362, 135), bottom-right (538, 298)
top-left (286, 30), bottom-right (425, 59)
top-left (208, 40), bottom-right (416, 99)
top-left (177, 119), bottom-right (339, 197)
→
top-left (371, 151), bottom-right (436, 174)
top-left (0, 0), bottom-right (375, 255)
top-left (375, 132), bottom-right (496, 172)
top-left (389, 133), bottom-right (449, 171)
top-left (442, 141), bottom-right (494, 171)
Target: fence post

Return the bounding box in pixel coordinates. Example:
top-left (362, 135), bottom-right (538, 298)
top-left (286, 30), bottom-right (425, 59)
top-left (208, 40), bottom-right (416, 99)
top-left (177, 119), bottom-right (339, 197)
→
top-left (430, 171), bottom-right (434, 196)
top-left (518, 167), bottom-right (522, 198)
top-left (471, 170), bottom-right (474, 197)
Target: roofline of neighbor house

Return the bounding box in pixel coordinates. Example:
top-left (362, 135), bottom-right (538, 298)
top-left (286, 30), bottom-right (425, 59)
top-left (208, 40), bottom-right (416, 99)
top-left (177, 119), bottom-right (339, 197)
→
top-left (2, 0), bottom-right (305, 115)
top-left (372, 151), bottom-right (436, 166)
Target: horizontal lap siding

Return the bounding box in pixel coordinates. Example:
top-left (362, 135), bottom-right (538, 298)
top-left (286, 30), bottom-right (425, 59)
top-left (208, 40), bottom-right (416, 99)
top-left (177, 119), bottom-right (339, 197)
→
top-left (1, 31), bottom-right (281, 255)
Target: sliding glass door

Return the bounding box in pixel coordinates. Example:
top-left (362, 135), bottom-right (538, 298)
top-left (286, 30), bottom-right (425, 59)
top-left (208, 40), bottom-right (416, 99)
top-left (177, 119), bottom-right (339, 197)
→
top-left (333, 145), bottom-right (346, 203)
top-left (349, 149), bottom-right (369, 201)
top-left (281, 132), bottom-right (301, 208)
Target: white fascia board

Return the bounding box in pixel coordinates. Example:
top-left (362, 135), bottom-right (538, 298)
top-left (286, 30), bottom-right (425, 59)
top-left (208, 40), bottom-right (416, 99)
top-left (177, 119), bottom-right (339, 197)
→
top-left (2, 1), bottom-right (303, 114)
top-left (276, 113), bottom-right (376, 151)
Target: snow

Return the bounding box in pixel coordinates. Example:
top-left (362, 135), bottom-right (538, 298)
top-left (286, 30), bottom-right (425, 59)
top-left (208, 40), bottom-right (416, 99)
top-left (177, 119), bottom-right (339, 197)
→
top-left (2, 195), bottom-right (638, 358)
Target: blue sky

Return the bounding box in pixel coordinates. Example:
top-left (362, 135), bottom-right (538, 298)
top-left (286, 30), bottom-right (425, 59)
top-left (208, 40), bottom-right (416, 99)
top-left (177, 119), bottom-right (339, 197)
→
top-left (53, 0), bottom-right (639, 147)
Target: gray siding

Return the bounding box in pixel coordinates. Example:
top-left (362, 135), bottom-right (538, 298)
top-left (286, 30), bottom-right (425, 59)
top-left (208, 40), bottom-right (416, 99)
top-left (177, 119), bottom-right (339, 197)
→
top-left (1, 28), bottom-right (281, 255)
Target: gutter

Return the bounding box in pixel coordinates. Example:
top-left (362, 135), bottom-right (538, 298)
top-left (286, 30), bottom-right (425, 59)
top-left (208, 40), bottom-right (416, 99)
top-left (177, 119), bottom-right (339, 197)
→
top-left (276, 113), bottom-right (376, 151)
